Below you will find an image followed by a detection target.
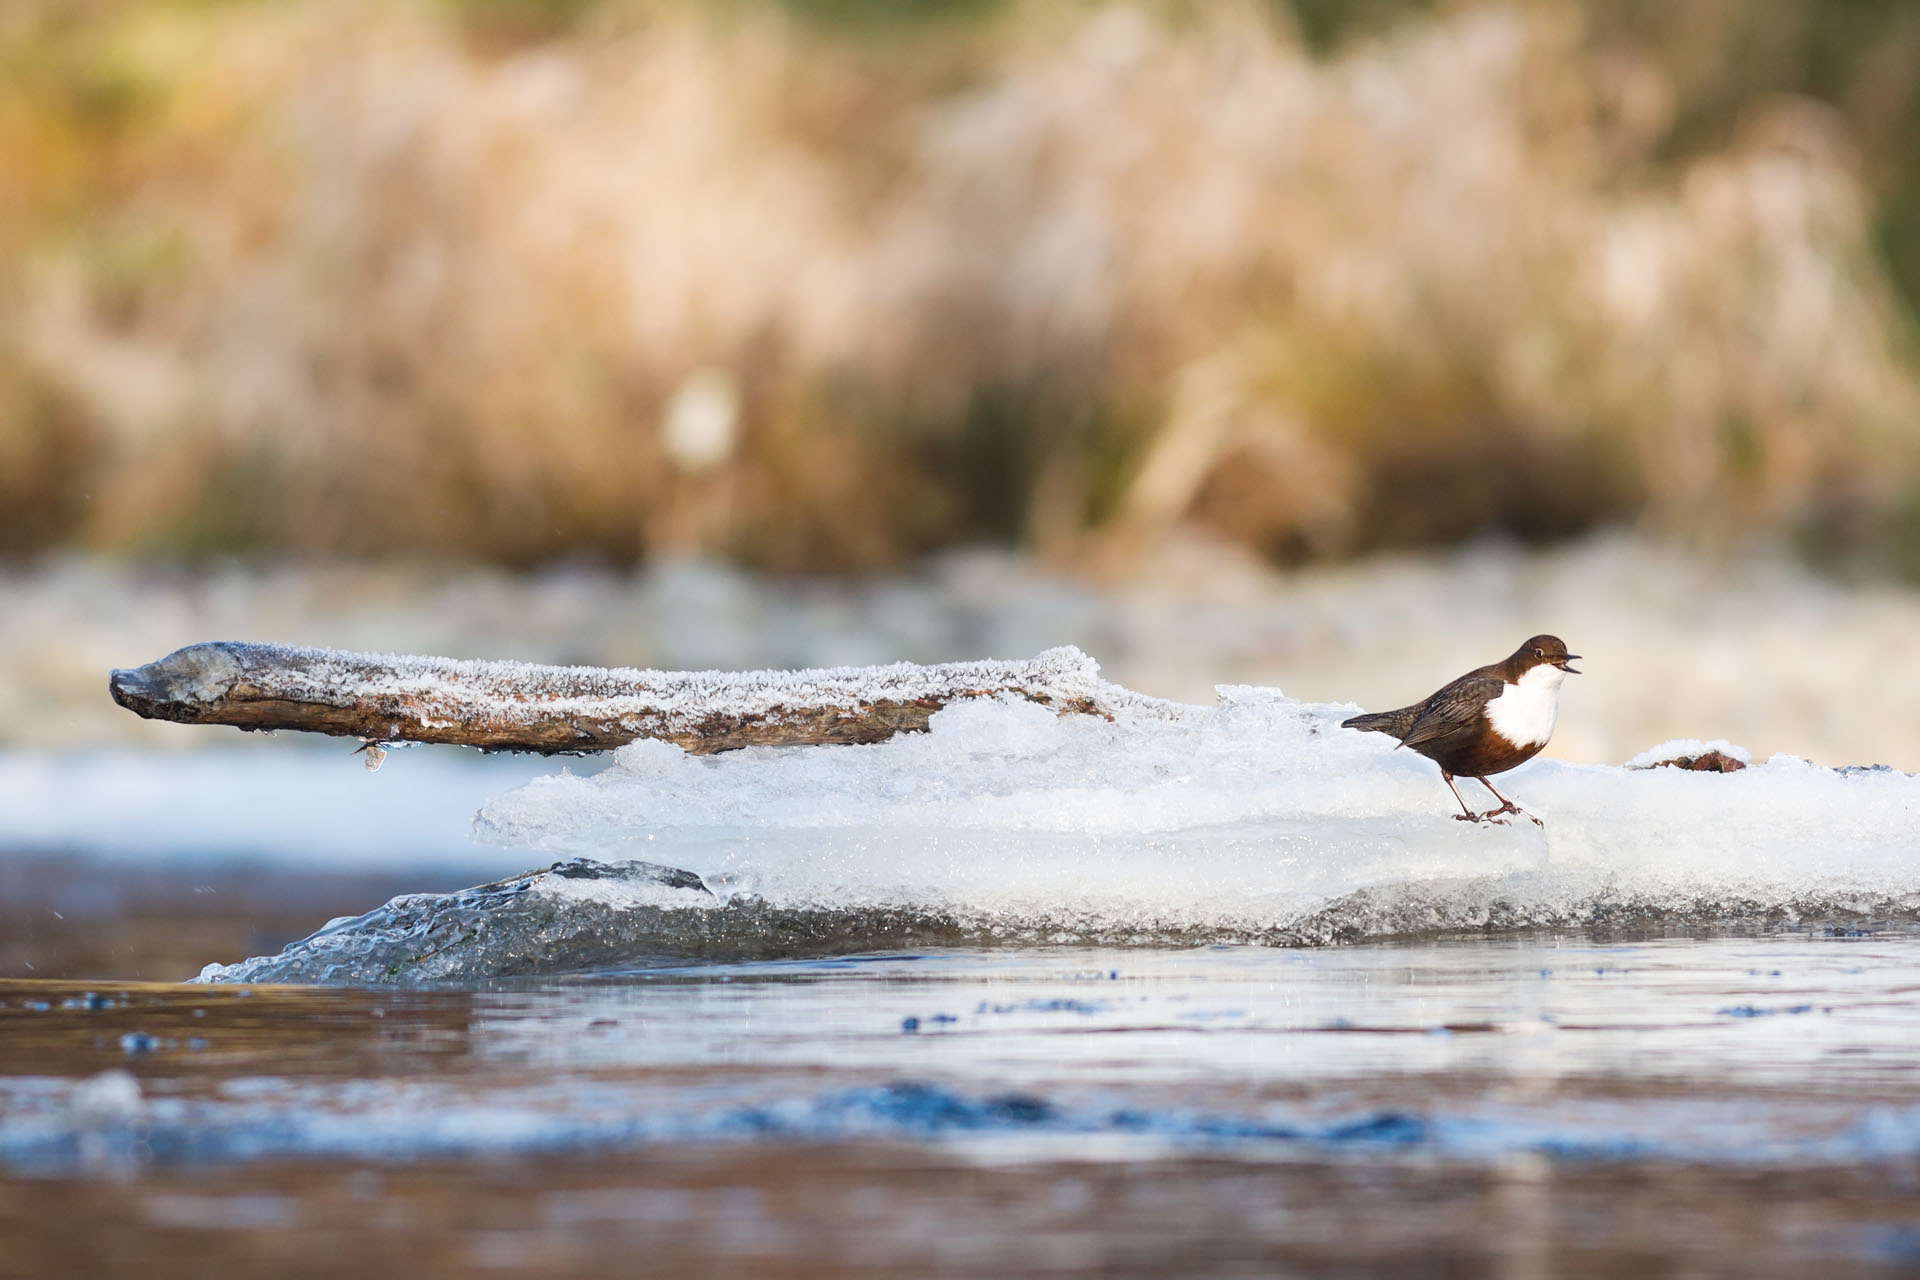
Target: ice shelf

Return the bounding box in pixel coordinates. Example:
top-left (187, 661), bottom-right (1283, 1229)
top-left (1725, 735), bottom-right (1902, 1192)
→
top-left (196, 680), bottom-right (1920, 984)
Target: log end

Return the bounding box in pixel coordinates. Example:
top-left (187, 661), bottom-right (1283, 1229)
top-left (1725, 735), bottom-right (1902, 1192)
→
top-left (110, 641), bottom-right (252, 723)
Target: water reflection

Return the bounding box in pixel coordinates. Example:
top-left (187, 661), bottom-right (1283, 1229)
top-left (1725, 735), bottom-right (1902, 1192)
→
top-left (453, 934), bottom-right (1920, 1092)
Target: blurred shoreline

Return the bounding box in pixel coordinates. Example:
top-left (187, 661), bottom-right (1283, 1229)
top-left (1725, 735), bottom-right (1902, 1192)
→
top-left (7, 1), bottom-right (1920, 572)
top-left (10, 531), bottom-right (1920, 768)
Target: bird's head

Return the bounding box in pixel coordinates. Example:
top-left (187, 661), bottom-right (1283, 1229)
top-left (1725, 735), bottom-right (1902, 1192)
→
top-left (1515, 634), bottom-right (1580, 675)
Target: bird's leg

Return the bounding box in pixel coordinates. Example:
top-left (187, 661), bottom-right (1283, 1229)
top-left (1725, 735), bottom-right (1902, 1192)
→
top-left (1477, 777), bottom-right (1542, 828)
top-left (1443, 772), bottom-right (1501, 824)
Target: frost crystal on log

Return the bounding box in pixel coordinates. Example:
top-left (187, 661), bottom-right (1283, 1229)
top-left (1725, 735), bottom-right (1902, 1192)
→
top-left (108, 641), bottom-right (1160, 754)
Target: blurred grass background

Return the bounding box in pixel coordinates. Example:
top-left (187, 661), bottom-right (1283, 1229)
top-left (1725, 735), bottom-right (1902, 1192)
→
top-left (5, 0), bottom-right (1920, 575)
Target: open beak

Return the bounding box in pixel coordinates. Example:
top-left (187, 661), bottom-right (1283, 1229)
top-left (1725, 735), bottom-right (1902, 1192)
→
top-left (1556, 655), bottom-right (1582, 675)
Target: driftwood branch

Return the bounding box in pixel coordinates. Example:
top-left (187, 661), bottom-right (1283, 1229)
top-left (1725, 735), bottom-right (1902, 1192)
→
top-left (109, 641), bottom-right (1156, 755)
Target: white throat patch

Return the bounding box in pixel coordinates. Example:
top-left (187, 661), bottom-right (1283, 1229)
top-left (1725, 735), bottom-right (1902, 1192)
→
top-left (1483, 663), bottom-right (1565, 749)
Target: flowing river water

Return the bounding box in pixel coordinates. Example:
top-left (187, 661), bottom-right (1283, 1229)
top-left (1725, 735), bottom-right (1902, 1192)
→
top-left (3, 849), bottom-right (1919, 1278)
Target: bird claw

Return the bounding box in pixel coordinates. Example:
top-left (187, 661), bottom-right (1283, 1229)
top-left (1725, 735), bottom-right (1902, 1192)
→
top-left (1480, 803), bottom-right (1542, 828)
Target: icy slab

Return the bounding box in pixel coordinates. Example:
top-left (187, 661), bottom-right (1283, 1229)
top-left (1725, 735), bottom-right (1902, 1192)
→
top-left (194, 858), bottom-right (978, 985)
top-left (194, 859), bottom-right (717, 985)
top-left (199, 685), bottom-right (1920, 983)
top-left (473, 686), bottom-right (1920, 931)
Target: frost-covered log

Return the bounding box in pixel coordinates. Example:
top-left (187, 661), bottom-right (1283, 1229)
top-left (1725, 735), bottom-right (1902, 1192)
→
top-left (108, 641), bottom-right (1140, 754)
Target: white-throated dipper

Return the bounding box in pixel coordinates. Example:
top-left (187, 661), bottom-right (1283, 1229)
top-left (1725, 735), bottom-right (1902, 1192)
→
top-left (1341, 634), bottom-right (1580, 826)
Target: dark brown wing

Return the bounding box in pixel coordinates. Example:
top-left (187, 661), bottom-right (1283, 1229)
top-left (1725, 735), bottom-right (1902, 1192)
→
top-left (1397, 673), bottom-right (1504, 753)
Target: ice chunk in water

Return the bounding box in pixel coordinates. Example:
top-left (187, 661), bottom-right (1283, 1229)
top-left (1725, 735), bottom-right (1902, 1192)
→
top-left (195, 680), bottom-right (1920, 983)
top-left (196, 859), bottom-right (729, 984)
top-left (467, 685), bottom-right (1920, 941)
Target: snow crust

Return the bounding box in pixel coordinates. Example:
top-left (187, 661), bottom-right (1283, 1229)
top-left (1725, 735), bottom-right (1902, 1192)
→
top-left (472, 688), bottom-right (1920, 941)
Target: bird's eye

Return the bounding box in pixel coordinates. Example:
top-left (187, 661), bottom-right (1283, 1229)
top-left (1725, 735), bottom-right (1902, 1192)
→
top-left (1533, 648), bottom-right (1544, 657)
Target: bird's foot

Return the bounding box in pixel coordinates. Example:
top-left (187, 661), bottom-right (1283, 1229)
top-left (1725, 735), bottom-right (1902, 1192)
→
top-left (1453, 811), bottom-right (1510, 826)
top-left (1480, 802), bottom-right (1542, 828)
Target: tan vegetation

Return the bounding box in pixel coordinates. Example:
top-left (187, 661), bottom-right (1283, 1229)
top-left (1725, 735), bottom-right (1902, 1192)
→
top-left (4, 0), bottom-right (1919, 569)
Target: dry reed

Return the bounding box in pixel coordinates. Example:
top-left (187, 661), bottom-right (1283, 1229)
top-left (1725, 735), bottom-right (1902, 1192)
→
top-left (4, 0), bottom-right (1917, 568)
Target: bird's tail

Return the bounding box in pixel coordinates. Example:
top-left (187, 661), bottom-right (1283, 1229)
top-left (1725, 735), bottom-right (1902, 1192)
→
top-left (1341, 705), bottom-right (1420, 740)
